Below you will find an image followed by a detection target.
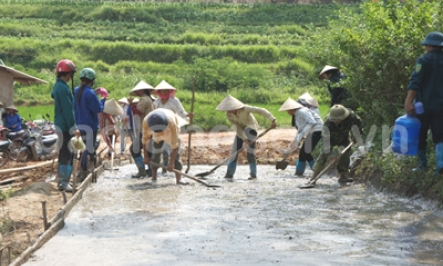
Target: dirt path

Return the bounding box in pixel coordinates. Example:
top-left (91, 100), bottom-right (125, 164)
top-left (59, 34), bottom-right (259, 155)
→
top-left (0, 128), bottom-right (296, 265)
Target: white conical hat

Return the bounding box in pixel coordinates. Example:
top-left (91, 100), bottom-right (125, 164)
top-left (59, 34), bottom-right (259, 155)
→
top-left (318, 65), bottom-right (339, 80)
top-left (298, 92), bottom-right (319, 108)
top-left (117, 97), bottom-right (129, 105)
top-left (278, 98), bottom-right (304, 112)
top-left (130, 80), bottom-right (154, 96)
top-left (155, 80), bottom-right (176, 91)
top-left (216, 95), bottom-right (245, 111)
top-left (104, 99), bottom-right (124, 116)
top-left (6, 105), bottom-right (18, 112)
top-left (132, 98), bottom-right (139, 103)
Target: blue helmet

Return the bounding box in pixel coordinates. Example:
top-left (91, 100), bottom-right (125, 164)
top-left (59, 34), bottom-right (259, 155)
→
top-left (421, 31), bottom-right (443, 47)
top-left (147, 110), bottom-right (168, 132)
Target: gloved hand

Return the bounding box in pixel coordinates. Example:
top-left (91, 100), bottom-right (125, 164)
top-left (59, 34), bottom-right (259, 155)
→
top-left (328, 146), bottom-right (340, 160)
top-left (280, 149), bottom-right (290, 157)
top-left (96, 87), bottom-right (109, 99)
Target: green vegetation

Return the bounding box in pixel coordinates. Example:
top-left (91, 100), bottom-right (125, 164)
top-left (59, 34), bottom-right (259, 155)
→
top-left (2, 0), bottom-right (443, 201)
top-left (0, 0), bottom-right (344, 128)
top-left (0, 188), bottom-right (13, 202)
top-left (315, 0), bottom-right (443, 202)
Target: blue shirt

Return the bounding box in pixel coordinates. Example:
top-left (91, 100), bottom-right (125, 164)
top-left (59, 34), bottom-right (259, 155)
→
top-left (126, 105), bottom-right (133, 129)
top-left (73, 85), bottom-right (103, 132)
top-left (408, 49), bottom-right (443, 111)
top-left (5, 113), bottom-right (22, 132)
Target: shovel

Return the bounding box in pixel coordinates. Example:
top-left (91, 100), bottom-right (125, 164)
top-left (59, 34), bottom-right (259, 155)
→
top-left (299, 142), bottom-right (353, 189)
top-left (110, 134), bottom-right (116, 173)
top-left (275, 152), bottom-right (291, 171)
top-left (185, 77), bottom-right (196, 174)
top-left (195, 127), bottom-right (273, 178)
top-left (275, 139), bottom-right (305, 171)
top-left (150, 161), bottom-right (221, 188)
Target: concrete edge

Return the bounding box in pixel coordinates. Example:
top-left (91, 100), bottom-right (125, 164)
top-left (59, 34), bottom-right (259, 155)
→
top-left (9, 219), bottom-right (64, 266)
top-left (9, 162), bottom-right (108, 266)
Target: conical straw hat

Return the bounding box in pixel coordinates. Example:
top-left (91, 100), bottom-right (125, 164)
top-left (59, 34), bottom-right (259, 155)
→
top-left (104, 99), bottom-right (124, 116)
top-left (299, 92), bottom-right (319, 108)
top-left (132, 98), bottom-right (139, 103)
top-left (318, 65), bottom-right (339, 80)
top-left (117, 97), bottom-right (129, 105)
top-left (216, 95), bottom-right (245, 111)
top-left (155, 80), bottom-right (176, 91)
top-left (278, 98), bottom-right (304, 112)
top-left (6, 105), bottom-right (18, 112)
top-left (130, 80), bottom-right (154, 96)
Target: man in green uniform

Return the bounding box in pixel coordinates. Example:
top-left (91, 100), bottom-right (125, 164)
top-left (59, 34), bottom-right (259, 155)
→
top-left (309, 104), bottom-right (363, 184)
top-left (404, 31), bottom-right (443, 175)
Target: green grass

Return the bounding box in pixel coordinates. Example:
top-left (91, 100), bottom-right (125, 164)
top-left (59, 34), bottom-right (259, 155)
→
top-left (15, 99), bottom-right (330, 132)
top-left (17, 105), bottom-right (54, 122)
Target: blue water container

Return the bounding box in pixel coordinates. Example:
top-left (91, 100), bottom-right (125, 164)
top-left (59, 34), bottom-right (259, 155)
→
top-left (392, 114), bottom-right (421, 155)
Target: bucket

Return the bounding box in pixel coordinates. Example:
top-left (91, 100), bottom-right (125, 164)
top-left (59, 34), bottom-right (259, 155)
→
top-left (392, 114), bottom-right (421, 155)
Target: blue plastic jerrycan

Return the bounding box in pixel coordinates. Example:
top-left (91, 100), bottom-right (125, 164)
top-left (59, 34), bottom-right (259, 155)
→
top-left (392, 114), bottom-right (421, 155)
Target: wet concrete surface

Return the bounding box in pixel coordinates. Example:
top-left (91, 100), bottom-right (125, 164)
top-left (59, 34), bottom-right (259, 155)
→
top-left (25, 165), bottom-right (443, 266)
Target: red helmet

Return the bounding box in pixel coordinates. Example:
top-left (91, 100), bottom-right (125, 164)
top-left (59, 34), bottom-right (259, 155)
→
top-left (55, 59), bottom-right (76, 73)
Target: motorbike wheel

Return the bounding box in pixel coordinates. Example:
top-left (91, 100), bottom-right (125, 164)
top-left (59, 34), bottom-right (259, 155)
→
top-left (0, 150), bottom-right (10, 168)
top-left (9, 142), bottom-right (22, 161)
top-left (18, 148), bottom-right (32, 163)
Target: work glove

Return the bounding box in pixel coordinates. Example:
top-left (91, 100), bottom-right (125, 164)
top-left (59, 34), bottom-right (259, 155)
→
top-left (328, 146), bottom-right (340, 161)
top-left (70, 136), bottom-right (86, 153)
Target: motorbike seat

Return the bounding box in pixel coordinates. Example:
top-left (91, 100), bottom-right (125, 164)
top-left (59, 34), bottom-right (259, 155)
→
top-left (7, 130), bottom-right (25, 140)
top-left (42, 137), bottom-right (58, 148)
top-left (0, 140), bottom-right (10, 149)
top-left (42, 129), bottom-right (55, 135)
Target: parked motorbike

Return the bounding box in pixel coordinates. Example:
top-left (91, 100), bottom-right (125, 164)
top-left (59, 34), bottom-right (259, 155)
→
top-left (18, 123), bottom-right (58, 163)
top-left (7, 126), bottom-right (29, 161)
top-left (0, 139), bottom-right (11, 168)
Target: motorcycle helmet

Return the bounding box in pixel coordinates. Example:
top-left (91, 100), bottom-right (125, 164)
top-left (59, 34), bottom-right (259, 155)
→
top-left (79, 68), bottom-right (96, 81)
top-left (147, 110), bottom-right (168, 132)
top-left (55, 59), bottom-right (76, 74)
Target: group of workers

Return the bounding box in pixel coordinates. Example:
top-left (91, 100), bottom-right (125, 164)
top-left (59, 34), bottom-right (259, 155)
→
top-left (48, 31), bottom-right (443, 191)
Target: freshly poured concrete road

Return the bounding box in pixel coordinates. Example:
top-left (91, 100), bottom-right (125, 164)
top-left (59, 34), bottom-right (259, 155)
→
top-left (25, 165), bottom-right (443, 266)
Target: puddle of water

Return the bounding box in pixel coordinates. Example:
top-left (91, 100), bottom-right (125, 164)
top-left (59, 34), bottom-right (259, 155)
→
top-left (24, 164), bottom-right (443, 266)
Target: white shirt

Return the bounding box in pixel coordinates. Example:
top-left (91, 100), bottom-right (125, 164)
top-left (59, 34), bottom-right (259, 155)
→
top-left (154, 97), bottom-right (188, 120)
top-left (289, 107), bottom-right (323, 150)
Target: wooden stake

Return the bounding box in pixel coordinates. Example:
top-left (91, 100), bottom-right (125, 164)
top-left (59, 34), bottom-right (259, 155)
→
top-left (61, 191), bottom-right (67, 204)
top-left (42, 201), bottom-right (48, 231)
top-left (111, 134), bottom-right (115, 174)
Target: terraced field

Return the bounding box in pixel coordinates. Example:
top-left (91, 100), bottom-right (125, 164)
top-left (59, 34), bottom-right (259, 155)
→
top-left (0, 0), bottom-right (355, 128)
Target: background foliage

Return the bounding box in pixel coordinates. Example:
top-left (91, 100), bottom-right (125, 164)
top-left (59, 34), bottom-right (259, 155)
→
top-left (309, 0), bottom-right (443, 145)
top-left (0, 0), bottom-right (349, 128)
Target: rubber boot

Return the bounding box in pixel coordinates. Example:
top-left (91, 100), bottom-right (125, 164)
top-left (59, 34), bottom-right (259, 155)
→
top-left (435, 143), bottom-right (443, 175)
top-left (224, 161), bottom-right (237, 179)
top-left (338, 172), bottom-right (353, 183)
top-left (132, 156), bottom-right (147, 179)
top-left (77, 170), bottom-right (89, 183)
top-left (248, 163), bottom-right (257, 180)
top-left (413, 149), bottom-right (428, 172)
top-left (59, 164), bottom-right (73, 192)
top-left (295, 160), bottom-right (307, 176)
top-left (308, 160), bottom-right (315, 170)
